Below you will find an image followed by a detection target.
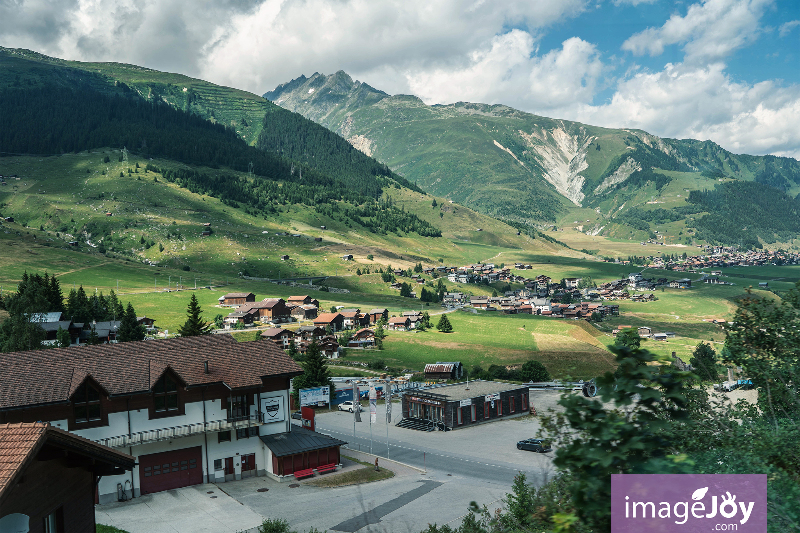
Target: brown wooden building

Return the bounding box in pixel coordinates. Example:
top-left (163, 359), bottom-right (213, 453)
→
top-left (218, 293), bottom-right (256, 307)
top-left (0, 422), bottom-right (135, 533)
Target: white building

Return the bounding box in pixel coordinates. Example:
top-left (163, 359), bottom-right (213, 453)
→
top-left (0, 335), bottom-right (345, 503)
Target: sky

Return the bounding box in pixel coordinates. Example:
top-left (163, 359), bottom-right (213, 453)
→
top-left (2, 0), bottom-right (800, 158)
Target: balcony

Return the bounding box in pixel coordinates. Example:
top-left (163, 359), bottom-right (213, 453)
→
top-left (95, 413), bottom-right (265, 449)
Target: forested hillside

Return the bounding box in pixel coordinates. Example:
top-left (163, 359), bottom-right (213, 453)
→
top-left (0, 49), bottom-right (439, 238)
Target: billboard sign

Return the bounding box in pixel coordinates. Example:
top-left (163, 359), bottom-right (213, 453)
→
top-left (299, 386), bottom-right (330, 407)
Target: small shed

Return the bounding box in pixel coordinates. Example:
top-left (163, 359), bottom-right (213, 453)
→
top-left (280, 255), bottom-right (289, 261)
top-left (424, 362), bottom-right (463, 380)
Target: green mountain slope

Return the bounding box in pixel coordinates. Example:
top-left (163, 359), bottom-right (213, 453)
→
top-left (265, 71), bottom-right (800, 246)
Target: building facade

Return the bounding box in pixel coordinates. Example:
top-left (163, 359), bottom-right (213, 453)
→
top-left (0, 335), bottom-right (345, 503)
top-left (400, 381), bottom-right (529, 430)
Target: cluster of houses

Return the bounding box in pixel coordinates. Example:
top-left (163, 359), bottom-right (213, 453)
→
top-left (466, 294), bottom-right (620, 319)
top-left (26, 311), bottom-right (156, 346)
top-left (647, 248), bottom-right (800, 271)
top-left (220, 293), bottom-right (321, 327)
top-left (221, 292), bottom-right (398, 358)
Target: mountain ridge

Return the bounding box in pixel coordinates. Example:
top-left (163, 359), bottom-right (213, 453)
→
top-left (264, 71), bottom-right (800, 247)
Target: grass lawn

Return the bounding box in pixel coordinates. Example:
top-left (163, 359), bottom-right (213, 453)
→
top-left (306, 456), bottom-right (394, 487)
top-left (344, 310), bottom-right (616, 379)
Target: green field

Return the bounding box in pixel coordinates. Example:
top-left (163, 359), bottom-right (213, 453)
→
top-left (340, 311), bottom-right (616, 379)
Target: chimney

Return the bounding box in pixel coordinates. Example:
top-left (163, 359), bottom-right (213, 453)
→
top-left (204, 361), bottom-right (209, 374)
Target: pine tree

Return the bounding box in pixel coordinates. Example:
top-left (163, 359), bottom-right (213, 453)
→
top-left (436, 313), bottom-right (453, 333)
top-left (690, 342), bottom-right (719, 381)
top-left (177, 294), bottom-right (211, 336)
top-left (291, 342), bottom-right (334, 405)
top-left (117, 302), bottom-right (146, 342)
top-left (56, 326), bottom-right (71, 348)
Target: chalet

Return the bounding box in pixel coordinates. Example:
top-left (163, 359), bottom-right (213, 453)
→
top-left (423, 362), bottom-right (463, 380)
top-left (367, 308), bottom-right (389, 324)
top-left (387, 316), bottom-right (411, 331)
top-left (297, 326), bottom-right (326, 343)
top-left (638, 326), bottom-right (653, 338)
top-left (669, 278), bottom-right (692, 289)
top-left (287, 295), bottom-right (319, 308)
top-left (290, 304), bottom-right (318, 320)
top-left (0, 336), bottom-right (345, 502)
top-left (0, 422), bottom-right (135, 532)
top-left (313, 313), bottom-right (345, 332)
top-left (318, 337), bottom-right (341, 359)
top-left (218, 293), bottom-right (256, 307)
top-left (564, 278), bottom-right (581, 289)
top-left (340, 309), bottom-right (367, 329)
top-left (341, 254), bottom-right (354, 261)
top-left (348, 328), bottom-right (376, 349)
top-left (470, 297), bottom-right (489, 309)
top-left (137, 316), bottom-right (157, 332)
top-left (260, 328), bottom-right (296, 349)
top-left (232, 298), bottom-right (293, 324)
top-left (79, 320), bottom-right (121, 343)
top-left (758, 282), bottom-right (769, 289)
top-left (400, 381), bottom-right (529, 430)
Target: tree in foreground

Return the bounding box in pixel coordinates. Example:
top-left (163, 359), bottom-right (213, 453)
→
top-left (541, 346), bottom-right (695, 531)
top-left (690, 341), bottom-right (719, 381)
top-left (177, 293), bottom-right (211, 337)
top-left (117, 302), bottom-right (146, 342)
top-left (436, 313), bottom-right (453, 333)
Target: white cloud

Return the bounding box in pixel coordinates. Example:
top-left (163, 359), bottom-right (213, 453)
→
top-left (779, 20), bottom-right (800, 37)
top-left (402, 33), bottom-right (603, 113)
top-left (201, 0), bottom-right (589, 94)
top-left (612, 0), bottom-right (659, 5)
top-left (576, 62), bottom-right (800, 158)
top-left (622, 0), bottom-right (772, 62)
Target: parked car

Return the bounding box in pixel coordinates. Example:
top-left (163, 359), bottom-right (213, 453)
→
top-left (337, 401), bottom-right (362, 412)
top-left (291, 411), bottom-right (302, 420)
top-left (517, 438), bottom-right (551, 453)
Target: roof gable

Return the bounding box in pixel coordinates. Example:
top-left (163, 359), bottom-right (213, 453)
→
top-left (0, 336), bottom-right (302, 410)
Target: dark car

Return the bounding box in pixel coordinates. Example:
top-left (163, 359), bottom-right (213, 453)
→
top-left (291, 411), bottom-right (302, 420)
top-left (517, 438), bottom-right (551, 452)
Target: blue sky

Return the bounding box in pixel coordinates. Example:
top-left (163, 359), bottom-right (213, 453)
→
top-left (1, 0), bottom-right (799, 157)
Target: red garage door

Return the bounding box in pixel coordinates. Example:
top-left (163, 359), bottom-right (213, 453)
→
top-left (139, 446), bottom-right (203, 495)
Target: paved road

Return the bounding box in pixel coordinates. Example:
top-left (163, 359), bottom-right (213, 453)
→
top-left (308, 407), bottom-right (558, 488)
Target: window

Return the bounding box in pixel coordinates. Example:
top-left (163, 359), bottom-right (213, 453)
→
top-left (457, 407), bottom-right (463, 425)
top-left (153, 374), bottom-right (179, 413)
top-left (218, 430), bottom-right (231, 443)
top-left (236, 426), bottom-right (258, 439)
top-left (228, 394), bottom-right (249, 420)
top-left (471, 404), bottom-right (477, 422)
top-left (214, 459), bottom-right (223, 471)
top-left (484, 402), bottom-right (490, 419)
top-left (44, 507), bottom-right (64, 533)
top-left (510, 397), bottom-right (515, 413)
top-left (73, 382), bottom-right (101, 423)
top-left (497, 399), bottom-right (502, 416)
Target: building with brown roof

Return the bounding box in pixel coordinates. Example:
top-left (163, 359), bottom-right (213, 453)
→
top-left (287, 295), bottom-right (319, 307)
top-left (0, 335), bottom-right (332, 502)
top-left (260, 327), bottom-right (296, 349)
top-left (0, 422), bottom-right (134, 532)
top-left (218, 293), bottom-right (256, 307)
top-left (313, 313), bottom-right (345, 332)
top-left (225, 298), bottom-right (293, 327)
